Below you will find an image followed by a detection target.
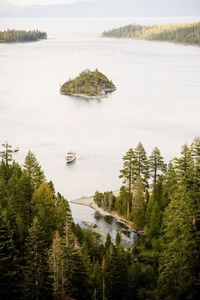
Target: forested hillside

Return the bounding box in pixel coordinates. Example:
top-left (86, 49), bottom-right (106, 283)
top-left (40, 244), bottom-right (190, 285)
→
top-left (0, 138), bottom-right (200, 299)
top-left (103, 22), bottom-right (200, 46)
top-left (94, 137), bottom-right (200, 299)
top-left (0, 29), bottom-right (47, 43)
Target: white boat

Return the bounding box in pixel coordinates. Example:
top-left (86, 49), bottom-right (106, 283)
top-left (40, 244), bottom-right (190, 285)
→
top-left (65, 151), bottom-right (76, 163)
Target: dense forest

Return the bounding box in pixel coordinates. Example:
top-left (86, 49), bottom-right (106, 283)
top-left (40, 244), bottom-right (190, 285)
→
top-left (102, 22), bottom-right (200, 46)
top-left (0, 138), bottom-right (200, 299)
top-left (0, 29), bottom-right (47, 43)
top-left (60, 69), bottom-right (116, 98)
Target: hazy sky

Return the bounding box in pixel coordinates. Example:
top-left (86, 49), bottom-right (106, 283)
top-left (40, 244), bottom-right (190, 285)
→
top-left (9, 0), bottom-right (92, 5)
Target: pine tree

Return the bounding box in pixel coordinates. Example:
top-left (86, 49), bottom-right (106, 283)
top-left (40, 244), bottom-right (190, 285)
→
top-left (49, 231), bottom-right (65, 300)
top-left (162, 161), bottom-right (178, 208)
top-left (7, 165), bottom-right (31, 242)
top-left (119, 148), bottom-right (136, 196)
top-left (106, 243), bottom-right (128, 300)
top-left (115, 186), bottom-right (130, 217)
top-left (134, 142), bottom-right (150, 187)
top-left (191, 137), bottom-right (200, 187)
top-left (0, 141), bottom-right (13, 166)
top-left (158, 141), bottom-right (200, 299)
top-left (24, 217), bottom-right (52, 300)
top-left (0, 175), bottom-right (7, 209)
top-left (0, 211), bottom-right (17, 299)
top-left (62, 211), bottom-right (76, 297)
top-left (174, 144), bottom-right (194, 187)
top-left (131, 176), bottom-right (146, 229)
top-left (31, 182), bottom-right (57, 245)
top-left (23, 151), bottom-right (45, 190)
top-left (146, 177), bottom-right (164, 239)
top-left (70, 248), bottom-right (91, 300)
top-left (149, 146), bottom-right (166, 185)
top-left (91, 261), bottom-right (103, 300)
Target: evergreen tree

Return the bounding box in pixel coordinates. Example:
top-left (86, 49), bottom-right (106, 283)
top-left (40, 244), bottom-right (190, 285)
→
top-left (131, 176), bottom-right (146, 229)
top-left (106, 243), bottom-right (128, 300)
top-left (174, 144), bottom-right (194, 187)
top-left (191, 137), bottom-right (200, 187)
top-left (146, 178), bottom-right (164, 239)
top-left (7, 165), bottom-right (30, 242)
top-left (149, 147), bottom-right (166, 185)
top-left (159, 141), bottom-right (200, 299)
top-left (119, 148), bottom-right (136, 196)
top-left (31, 182), bottom-right (57, 245)
top-left (134, 142), bottom-right (150, 187)
top-left (0, 211), bottom-right (18, 299)
top-left (0, 141), bottom-right (13, 166)
top-left (70, 248), bottom-right (91, 300)
top-left (162, 161), bottom-right (178, 208)
top-left (62, 211), bottom-right (76, 297)
top-left (24, 217), bottom-right (52, 300)
top-left (23, 151), bottom-right (45, 190)
top-left (91, 261), bottom-right (103, 300)
top-left (0, 175), bottom-right (7, 209)
top-left (49, 231), bottom-right (65, 300)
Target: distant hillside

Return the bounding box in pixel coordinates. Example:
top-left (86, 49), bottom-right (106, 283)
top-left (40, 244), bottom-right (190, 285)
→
top-left (0, 0), bottom-right (200, 18)
top-left (103, 22), bottom-right (200, 46)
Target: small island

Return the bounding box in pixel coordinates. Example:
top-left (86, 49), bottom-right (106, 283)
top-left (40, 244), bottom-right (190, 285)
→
top-left (102, 22), bottom-right (200, 46)
top-left (60, 69), bottom-right (116, 99)
top-left (0, 29), bottom-right (47, 43)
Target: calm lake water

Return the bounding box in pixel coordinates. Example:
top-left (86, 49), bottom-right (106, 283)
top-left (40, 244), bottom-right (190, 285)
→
top-left (0, 17), bottom-right (200, 230)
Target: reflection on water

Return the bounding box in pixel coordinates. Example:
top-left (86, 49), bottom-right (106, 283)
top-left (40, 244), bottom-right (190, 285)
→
top-left (0, 17), bottom-right (199, 202)
top-left (71, 202), bottom-right (136, 247)
top-left (0, 17), bottom-right (199, 245)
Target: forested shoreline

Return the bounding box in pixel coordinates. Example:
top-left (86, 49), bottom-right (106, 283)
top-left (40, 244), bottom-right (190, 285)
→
top-left (0, 138), bottom-right (200, 299)
top-left (0, 29), bottom-right (47, 43)
top-left (103, 22), bottom-right (200, 46)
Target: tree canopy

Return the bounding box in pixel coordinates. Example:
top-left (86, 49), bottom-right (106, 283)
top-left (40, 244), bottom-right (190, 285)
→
top-left (103, 22), bottom-right (200, 46)
top-left (0, 29), bottom-right (47, 43)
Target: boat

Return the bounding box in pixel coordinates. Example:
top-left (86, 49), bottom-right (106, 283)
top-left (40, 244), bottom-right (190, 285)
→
top-left (65, 151), bottom-right (76, 163)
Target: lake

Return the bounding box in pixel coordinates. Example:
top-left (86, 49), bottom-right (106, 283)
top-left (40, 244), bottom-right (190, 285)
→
top-left (0, 17), bottom-right (200, 232)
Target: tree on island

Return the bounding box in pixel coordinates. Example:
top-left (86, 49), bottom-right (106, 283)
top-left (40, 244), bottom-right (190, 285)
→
top-left (60, 69), bottom-right (116, 99)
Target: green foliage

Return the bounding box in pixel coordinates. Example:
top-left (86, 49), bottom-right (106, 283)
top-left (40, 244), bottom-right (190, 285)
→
top-left (0, 154), bottom-right (73, 299)
top-left (48, 231), bottom-right (65, 300)
top-left (24, 217), bottom-right (52, 300)
top-left (0, 138), bottom-right (200, 299)
top-left (0, 141), bottom-right (13, 166)
top-left (119, 148), bottom-right (136, 193)
top-left (0, 29), bottom-right (47, 43)
top-left (60, 69), bottom-right (116, 97)
top-left (145, 178), bottom-right (164, 239)
top-left (131, 177), bottom-right (146, 229)
top-left (134, 143), bottom-right (149, 188)
top-left (94, 191), bottom-right (116, 211)
top-left (149, 147), bottom-right (166, 185)
top-left (158, 139), bottom-right (200, 299)
top-left (103, 22), bottom-right (200, 46)
top-left (119, 143), bottom-right (149, 218)
top-left (0, 211), bottom-right (18, 299)
top-left (23, 151), bottom-right (45, 190)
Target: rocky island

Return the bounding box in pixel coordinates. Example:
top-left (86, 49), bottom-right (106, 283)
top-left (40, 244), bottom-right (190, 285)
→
top-left (60, 69), bottom-right (116, 99)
